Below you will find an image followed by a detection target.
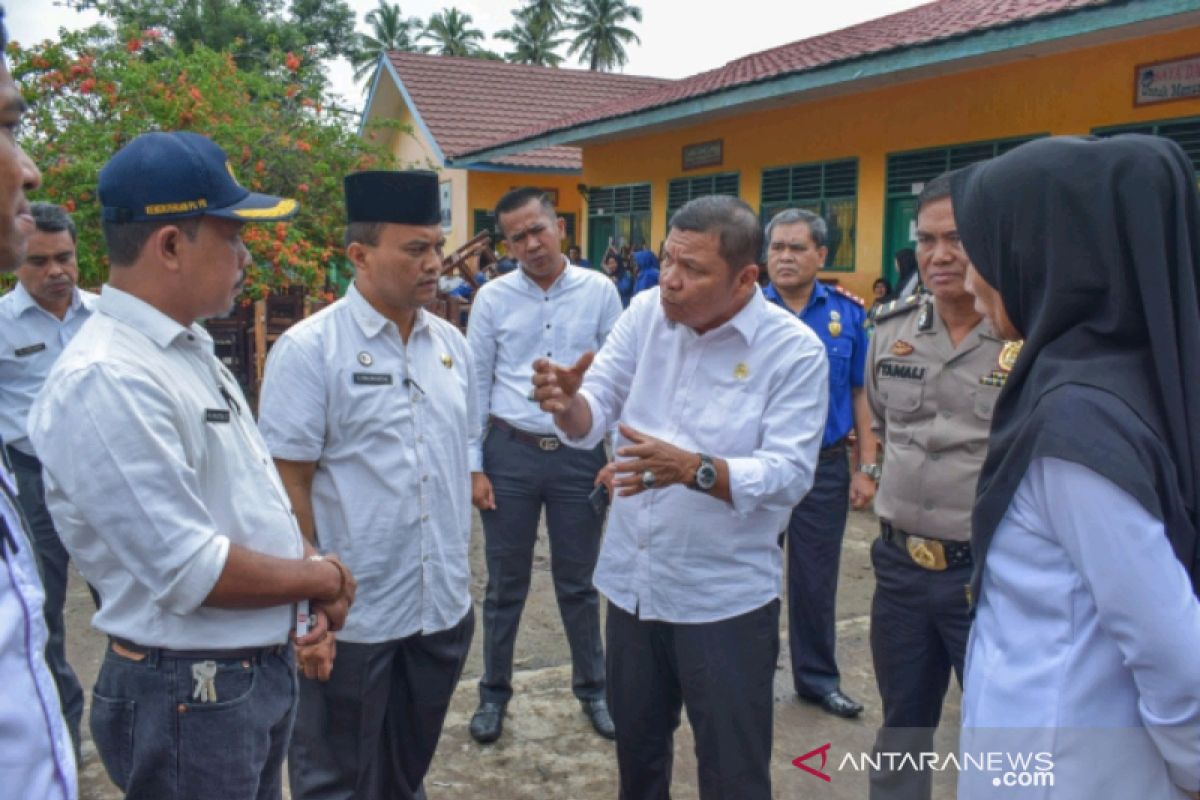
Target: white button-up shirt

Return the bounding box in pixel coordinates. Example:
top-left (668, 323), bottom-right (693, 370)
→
top-left (467, 260), bottom-right (622, 470)
top-left (258, 284), bottom-right (477, 642)
top-left (0, 283), bottom-right (97, 456)
top-left (558, 287), bottom-right (829, 623)
top-left (0, 467), bottom-right (76, 800)
top-left (28, 286), bottom-right (304, 650)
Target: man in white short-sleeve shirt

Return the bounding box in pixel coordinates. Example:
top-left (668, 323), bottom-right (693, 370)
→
top-left (29, 131), bottom-right (356, 800)
top-left (532, 196), bottom-right (829, 799)
top-left (259, 171), bottom-right (476, 800)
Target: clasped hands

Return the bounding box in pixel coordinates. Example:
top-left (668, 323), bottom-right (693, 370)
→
top-left (296, 553), bottom-right (357, 681)
top-left (531, 353), bottom-right (699, 497)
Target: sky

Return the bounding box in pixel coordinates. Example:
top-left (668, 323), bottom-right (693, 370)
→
top-left (14, 0), bottom-right (931, 111)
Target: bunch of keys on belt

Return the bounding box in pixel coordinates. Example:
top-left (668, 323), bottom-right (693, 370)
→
top-left (191, 661), bottom-right (218, 703)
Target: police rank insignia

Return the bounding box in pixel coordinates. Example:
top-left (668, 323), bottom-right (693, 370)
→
top-left (828, 310), bottom-right (842, 338)
top-left (357, 351), bottom-right (373, 366)
top-left (440, 353), bottom-right (453, 369)
top-left (891, 340), bottom-right (914, 357)
top-left (997, 340), bottom-right (1023, 373)
top-left (733, 362), bottom-right (750, 380)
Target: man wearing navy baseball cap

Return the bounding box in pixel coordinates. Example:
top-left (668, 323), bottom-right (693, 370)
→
top-left (28, 131), bottom-right (359, 800)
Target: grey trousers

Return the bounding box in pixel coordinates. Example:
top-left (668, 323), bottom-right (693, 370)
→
top-left (8, 447), bottom-right (84, 760)
top-left (477, 424), bottom-right (607, 704)
top-left (289, 608), bottom-right (474, 800)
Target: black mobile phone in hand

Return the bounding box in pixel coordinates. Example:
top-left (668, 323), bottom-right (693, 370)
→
top-left (588, 483), bottom-right (610, 515)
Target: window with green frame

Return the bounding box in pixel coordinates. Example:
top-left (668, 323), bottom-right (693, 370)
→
top-left (760, 159), bottom-right (858, 270)
top-left (666, 172), bottom-right (740, 225)
top-left (586, 183), bottom-right (652, 265)
top-left (1094, 116), bottom-right (1200, 185)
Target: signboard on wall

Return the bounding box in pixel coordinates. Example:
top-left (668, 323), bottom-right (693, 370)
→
top-left (682, 139), bottom-right (723, 171)
top-left (1135, 53), bottom-right (1200, 107)
top-left (439, 182), bottom-right (452, 230)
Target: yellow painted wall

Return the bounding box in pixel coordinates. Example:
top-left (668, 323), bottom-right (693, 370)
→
top-left (467, 171), bottom-right (585, 252)
top-left (581, 25), bottom-right (1200, 297)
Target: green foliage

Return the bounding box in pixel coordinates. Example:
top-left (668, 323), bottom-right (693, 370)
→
top-left (350, 1), bottom-right (426, 88)
top-left (9, 28), bottom-right (403, 300)
top-left (566, 0), bottom-right (642, 72)
top-left (419, 7), bottom-right (486, 58)
top-left (496, 11), bottom-right (566, 67)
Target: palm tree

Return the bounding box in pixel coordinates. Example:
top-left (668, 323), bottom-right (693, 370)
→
top-left (514, 0), bottom-right (572, 30)
top-left (350, 0), bottom-right (426, 86)
top-left (496, 12), bottom-right (566, 67)
top-left (419, 8), bottom-right (486, 58)
top-left (566, 0), bottom-right (642, 72)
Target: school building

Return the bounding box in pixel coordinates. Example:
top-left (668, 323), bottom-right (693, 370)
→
top-left (441, 0), bottom-right (1200, 297)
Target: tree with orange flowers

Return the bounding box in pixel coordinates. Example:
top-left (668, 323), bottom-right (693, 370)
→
top-left (9, 27), bottom-right (406, 300)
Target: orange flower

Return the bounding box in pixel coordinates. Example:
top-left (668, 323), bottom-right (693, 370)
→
top-left (80, 78), bottom-right (96, 94)
top-left (126, 38), bottom-right (142, 53)
top-left (295, 140), bottom-right (311, 153)
top-left (188, 87), bottom-right (202, 102)
top-left (255, 160), bottom-right (265, 174)
top-left (285, 84), bottom-right (299, 99)
top-left (64, 199), bottom-right (76, 212)
top-left (297, 183), bottom-right (309, 193)
top-left (285, 52), bottom-right (301, 72)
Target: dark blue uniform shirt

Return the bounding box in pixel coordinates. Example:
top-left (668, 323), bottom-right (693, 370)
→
top-left (765, 281), bottom-right (866, 447)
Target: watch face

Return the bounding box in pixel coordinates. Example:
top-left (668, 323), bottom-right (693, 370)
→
top-left (697, 463), bottom-right (718, 490)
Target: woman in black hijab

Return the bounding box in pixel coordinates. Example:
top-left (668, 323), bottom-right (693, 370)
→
top-left (951, 135), bottom-right (1200, 798)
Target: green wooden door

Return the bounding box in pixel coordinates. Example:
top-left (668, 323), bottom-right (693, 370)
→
top-left (882, 195), bottom-right (919, 287)
top-left (588, 216), bottom-right (614, 268)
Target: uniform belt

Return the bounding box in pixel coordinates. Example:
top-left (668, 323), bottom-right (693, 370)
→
top-left (4, 446), bottom-right (41, 471)
top-left (109, 636), bottom-right (287, 662)
top-left (489, 415), bottom-right (561, 452)
top-left (819, 437), bottom-right (848, 459)
top-left (881, 521), bottom-right (972, 571)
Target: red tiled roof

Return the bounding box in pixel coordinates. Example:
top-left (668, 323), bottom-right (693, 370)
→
top-left (386, 51), bottom-right (671, 170)
top-left (459, 0), bottom-right (1111, 157)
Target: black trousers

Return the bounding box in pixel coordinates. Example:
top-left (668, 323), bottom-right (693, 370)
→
top-left (478, 424), bottom-right (607, 704)
top-left (868, 534), bottom-right (972, 800)
top-left (7, 446), bottom-right (84, 760)
top-left (606, 600), bottom-right (779, 800)
top-left (288, 608), bottom-right (474, 800)
top-left (785, 445), bottom-right (850, 697)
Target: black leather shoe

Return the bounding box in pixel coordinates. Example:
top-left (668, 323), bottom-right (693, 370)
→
top-left (469, 701), bottom-right (507, 744)
top-left (581, 698), bottom-right (616, 740)
top-left (800, 689), bottom-right (864, 719)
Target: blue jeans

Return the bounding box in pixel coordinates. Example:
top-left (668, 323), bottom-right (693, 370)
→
top-left (91, 641), bottom-right (297, 800)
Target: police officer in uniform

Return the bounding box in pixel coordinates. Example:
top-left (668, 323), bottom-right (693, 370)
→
top-left (763, 208), bottom-right (875, 718)
top-left (866, 173), bottom-right (1009, 800)
top-left (259, 171), bottom-right (476, 800)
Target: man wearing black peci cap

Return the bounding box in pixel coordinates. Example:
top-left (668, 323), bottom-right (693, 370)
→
top-left (259, 171), bottom-right (477, 800)
top-left (28, 131), bottom-right (357, 800)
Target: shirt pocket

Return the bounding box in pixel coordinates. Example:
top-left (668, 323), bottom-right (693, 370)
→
top-left (333, 369), bottom-right (405, 433)
top-left (973, 386), bottom-right (1000, 421)
top-left (826, 337), bottom-right (854, 390)
top-left (561, 319), bottom-right (600, 358)
top-left (877, 377), bottom-right (923, 414)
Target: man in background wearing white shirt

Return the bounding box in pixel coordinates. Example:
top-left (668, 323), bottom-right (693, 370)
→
top-left (467, 187), bottom-right (622, 743)
top-left (29, 131), bottom-right (357, 800)
top-left (532, 195), bottom-right (829, 799)
top-left (0, 202), bottom-right (96, 758)
top-left (0, 12), bottom-right (77, 796)
top-left (259, 171), bottom-right (477, 800)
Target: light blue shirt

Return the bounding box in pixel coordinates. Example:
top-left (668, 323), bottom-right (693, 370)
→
top-left (0, 462), bottom-right (77, 799)
top-left (556, 287), bottom-right (828, 623)
top-left (961, 457), bottom-right (1200, 799)
top-left (467, 260), bottom-right (622, 469)
top-left (29, 287), bottom-right (305, 650)
top-left (0, 283), bottom-right (97, 455)
top-left (258, 284), bottom-right (477, 642)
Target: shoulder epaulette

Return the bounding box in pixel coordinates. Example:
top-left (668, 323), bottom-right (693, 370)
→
top-left (870, 293), bottom-right (924, 323)
top-left (833, 285), bottom-right (865, 308)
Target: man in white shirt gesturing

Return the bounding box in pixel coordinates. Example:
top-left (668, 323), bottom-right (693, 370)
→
top-left (532, 195), bottom-right (829, 799)
top-left (467, 187), bottom-right (622, 743)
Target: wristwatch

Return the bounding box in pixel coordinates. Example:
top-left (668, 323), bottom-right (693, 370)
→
top-left (690, 453), bottom-right (718, 492)
top-left (858, 463), bottom-right (882, 481)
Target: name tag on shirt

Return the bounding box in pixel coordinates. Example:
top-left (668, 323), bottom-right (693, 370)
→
top-left (353, 372), bottom-right (393, 386)
top-left (14, 343), bottom-right (46, 358)
top-left (205, 409), bottom-right (231, 423)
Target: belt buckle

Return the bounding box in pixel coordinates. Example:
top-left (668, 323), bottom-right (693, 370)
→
top-left (538, 437), bottom-right (560, 452)
top-left (905, 535), bottom-right (948, 571)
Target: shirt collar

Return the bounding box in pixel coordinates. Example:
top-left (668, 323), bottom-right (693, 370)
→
top-left (764, 280), bottom-right (828, 315)
top-left (97, 285), bottom-right (203, 349)
top-left (517, 256), bottom-right (571, 293)
top-left (9, 281), bottom-right (90, 318)
top-left (347, 281), bottom-right (428, 339)
top-left (690, 285), bottom-right (765, 346)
